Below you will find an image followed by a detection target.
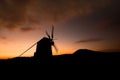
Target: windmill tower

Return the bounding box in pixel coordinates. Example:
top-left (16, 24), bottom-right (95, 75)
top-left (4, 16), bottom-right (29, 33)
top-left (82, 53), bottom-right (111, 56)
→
top-left (34, 26), bottom-right (57, 62)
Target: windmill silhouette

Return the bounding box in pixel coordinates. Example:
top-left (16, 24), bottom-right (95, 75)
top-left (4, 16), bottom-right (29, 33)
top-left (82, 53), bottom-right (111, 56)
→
top-left (18, 25), bottom-right (58, 62)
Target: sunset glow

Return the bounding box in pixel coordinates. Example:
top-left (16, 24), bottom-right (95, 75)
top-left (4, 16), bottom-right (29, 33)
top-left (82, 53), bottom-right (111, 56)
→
top-left (0, 0), bottom-right (120, 59)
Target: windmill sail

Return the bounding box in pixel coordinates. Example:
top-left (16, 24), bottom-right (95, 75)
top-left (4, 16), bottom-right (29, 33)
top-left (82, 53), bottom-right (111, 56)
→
top-left (18, 42), bottom-right (37, 57)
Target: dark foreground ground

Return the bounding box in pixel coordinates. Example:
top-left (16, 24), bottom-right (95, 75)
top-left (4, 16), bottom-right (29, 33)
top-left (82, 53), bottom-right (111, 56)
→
top-left (0, 49), bottom-right (120, 65)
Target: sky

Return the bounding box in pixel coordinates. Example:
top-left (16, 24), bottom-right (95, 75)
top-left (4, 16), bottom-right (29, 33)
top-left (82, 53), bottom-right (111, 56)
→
top-left (0, 0), bottom-right (120, 59)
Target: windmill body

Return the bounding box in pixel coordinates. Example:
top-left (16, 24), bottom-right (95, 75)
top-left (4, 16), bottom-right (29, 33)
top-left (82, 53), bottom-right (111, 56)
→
top-left (34, 37), bottom-right (53, 61)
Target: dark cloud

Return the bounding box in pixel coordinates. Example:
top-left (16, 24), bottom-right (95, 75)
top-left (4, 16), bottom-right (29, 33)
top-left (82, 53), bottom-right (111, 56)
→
top-left (29, 0), bottom-right (110, 23)
top-left (76, 38), bottom-right (103, 43)
top-left (65, 0), bottom-right (120, 36)
top-left (0, 0), bottom-right (111, 31)
top-left (0, 35), bottom-right (7, 40)
top-left (0, 0), bottom-right (31, 30)
top-left (20, 27), bottom-right (36, 32)
top-left (91, 0), bottom-right (120, 30)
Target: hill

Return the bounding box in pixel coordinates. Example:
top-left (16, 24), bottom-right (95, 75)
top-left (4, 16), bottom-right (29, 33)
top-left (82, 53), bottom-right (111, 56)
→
top-left (0, 49), bottom-right (120, 65)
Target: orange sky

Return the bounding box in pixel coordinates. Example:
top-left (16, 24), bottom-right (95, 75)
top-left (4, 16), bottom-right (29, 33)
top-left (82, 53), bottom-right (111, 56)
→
top-left (0, 0), bottom-right (120, 59)
top-left (0, 27), bottom-right (107, 59)
top-left (0, 26), bottom-right (104, 59)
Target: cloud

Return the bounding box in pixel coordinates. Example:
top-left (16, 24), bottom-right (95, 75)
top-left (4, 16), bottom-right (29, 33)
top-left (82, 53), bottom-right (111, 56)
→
top-left (64, 0), bottom-right (120, 31)
top-left (0, 0), bottom-right (31, 30)
top-left (76, 38), bottom-right (103, 43)
top-left (29, 0), bottom-right (111, 23)
top-left (92, 0), bottom-right (120, 30)
top-left (20, 27), bottom-right (36, 32)
top-left (0, 0), bottom-right (111, 31)
top-left (0, 35), bottom-right (7, 40)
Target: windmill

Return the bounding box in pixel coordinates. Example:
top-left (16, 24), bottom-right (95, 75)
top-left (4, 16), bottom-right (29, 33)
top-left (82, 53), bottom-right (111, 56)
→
top-left (18, 25), bottom-right (58, 61)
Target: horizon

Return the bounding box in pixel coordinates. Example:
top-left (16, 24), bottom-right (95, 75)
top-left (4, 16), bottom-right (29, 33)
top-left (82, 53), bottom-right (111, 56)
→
top-left (0, 48), bottom-right (120, 59)
top-left (0, 0), bottom-right (120, 59)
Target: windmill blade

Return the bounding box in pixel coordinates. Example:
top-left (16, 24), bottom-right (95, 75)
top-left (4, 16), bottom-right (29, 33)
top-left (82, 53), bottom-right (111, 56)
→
top-left (53, 43), bottom-right (58, 52)
top-left (18, 42), bottom-right (37, 57)
top-left (46, 31), bottom-right (50, 39)
top-left (51, 25), bottom-right (54, 39)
